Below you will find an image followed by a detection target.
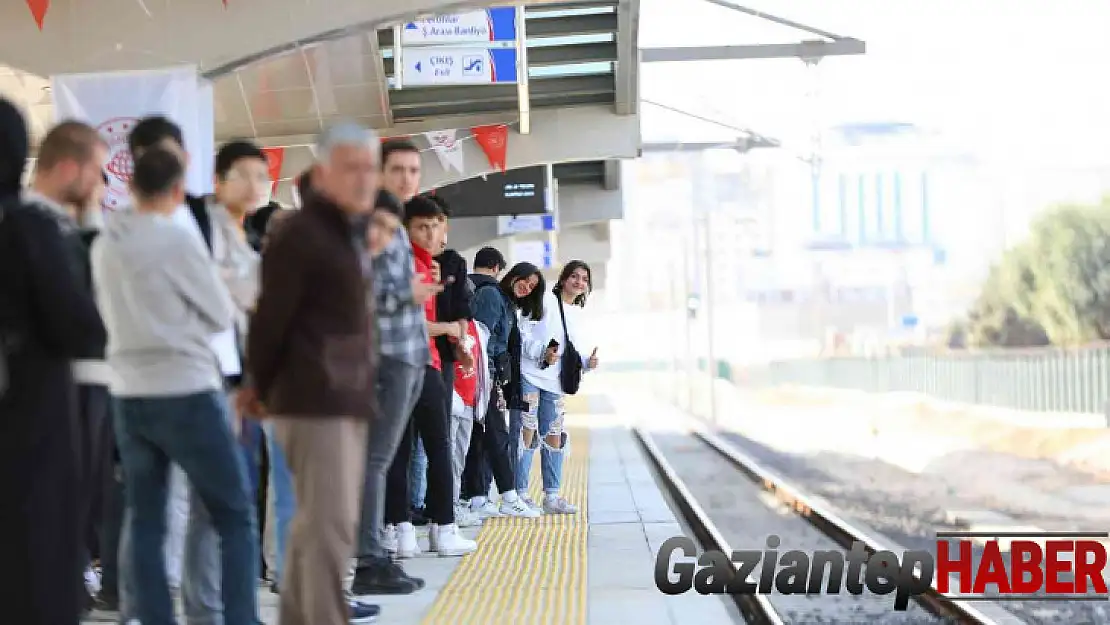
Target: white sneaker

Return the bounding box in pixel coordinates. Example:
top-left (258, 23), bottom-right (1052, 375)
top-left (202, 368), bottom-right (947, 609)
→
top-left (455, 503), bottom-right (484, 528)
top-left (543, 495), bottom-right (579, 515)
top-left (382, 524), bottom-right (398, 555)
top-left (429, 523), bottom-right (477, 557)
top-left (471, 499), bottom-right (503, 519)
top-left (521, 495), bottom-right (543, 512)
top-left (500, 497), bottom-right (542, 518)
top-left (396, 521), bottom-right (421, 558)
top-left (84, 565), bottom-right (101, 595)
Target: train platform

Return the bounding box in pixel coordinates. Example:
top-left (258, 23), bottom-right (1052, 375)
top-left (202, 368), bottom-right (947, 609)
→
top-left (84, 392), bottom-right (739, 625)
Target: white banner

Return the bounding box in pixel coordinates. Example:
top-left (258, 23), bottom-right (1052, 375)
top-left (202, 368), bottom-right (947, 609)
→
top-left (194, 79), bottom-right (215, 195)
top-left (51, 65), bottom-right (205, 209)
top-left (424, 128), bottom-right (465, 174)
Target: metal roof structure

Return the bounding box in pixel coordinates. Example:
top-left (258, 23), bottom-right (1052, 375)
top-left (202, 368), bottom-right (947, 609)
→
top-left (0, 0), bottom-right (639, 143)
top-left (377, 2), bottom-right (634, 127)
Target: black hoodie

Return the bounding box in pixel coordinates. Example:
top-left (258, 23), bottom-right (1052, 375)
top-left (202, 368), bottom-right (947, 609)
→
top-left (434, 248), bottom-right (472, 364)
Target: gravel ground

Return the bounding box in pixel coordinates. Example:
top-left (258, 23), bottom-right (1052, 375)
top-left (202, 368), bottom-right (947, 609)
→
top-left (649, 428), bottom-right (947, 624)
top-left (715, 429), bottom-right (1110, 625)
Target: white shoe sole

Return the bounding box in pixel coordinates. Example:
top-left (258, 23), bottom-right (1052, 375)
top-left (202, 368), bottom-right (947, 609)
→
top-left (501, 509), bottom-right (541, 519)
top-left (436, 545), bottom-right (478, 557)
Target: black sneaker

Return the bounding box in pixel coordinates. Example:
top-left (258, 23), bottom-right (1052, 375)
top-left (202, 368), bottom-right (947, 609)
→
top-left (351, 559), bottom-right (426, 595)
top-left (349, 598), bottom-right (380, 624)
top-left (410, 506), bottom-right (429, 527)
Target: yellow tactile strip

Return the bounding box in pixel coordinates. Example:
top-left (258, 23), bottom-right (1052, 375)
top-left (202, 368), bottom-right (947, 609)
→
top-left (420, 424), bottom-right (590, 625)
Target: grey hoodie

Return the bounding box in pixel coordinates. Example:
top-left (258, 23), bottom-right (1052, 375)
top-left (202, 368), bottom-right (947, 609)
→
top-left (91, 209), bottom-right (235, 397)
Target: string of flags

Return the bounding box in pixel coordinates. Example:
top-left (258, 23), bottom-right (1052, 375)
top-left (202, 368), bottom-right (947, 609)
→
top-left (382, 124), bottom-right (510, 175)
top-left (25, 0), bottom-right (231, 30)
top-left (279, 123), bottom-right (514, 188)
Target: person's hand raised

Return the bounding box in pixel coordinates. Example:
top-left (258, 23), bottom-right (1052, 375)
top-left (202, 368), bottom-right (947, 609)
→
top-left (587, 347), bottom-right (599, 370)
top-left (412, 277), bottom-right (444, 305)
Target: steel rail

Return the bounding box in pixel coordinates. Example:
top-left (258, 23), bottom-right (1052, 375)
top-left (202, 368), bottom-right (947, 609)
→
top-left (680, 418), bottom-right (1024, 625)
top-left (633, 426), bottom-right (786, 625)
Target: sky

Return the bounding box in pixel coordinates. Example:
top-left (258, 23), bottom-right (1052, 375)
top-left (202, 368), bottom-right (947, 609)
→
top-left (637, 0), bottom-right (1110, 170)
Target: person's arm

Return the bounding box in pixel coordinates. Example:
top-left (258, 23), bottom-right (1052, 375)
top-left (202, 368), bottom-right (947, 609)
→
top-left (471, 287), bottom-right (504, 348)
top-left (165, 232), bottom-right (236, 335)
top-left (428, 321), bottom-right (459, 338)
top-left (569, 307), bottom-right (598, 371)
top-left (19, 208), bottom-right (107, 357)
top-left (247, 224), bottom-right (311, 398)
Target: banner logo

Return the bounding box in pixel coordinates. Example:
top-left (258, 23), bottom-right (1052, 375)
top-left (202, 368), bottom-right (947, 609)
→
top-left (97, 117), bottom-right (138, 210)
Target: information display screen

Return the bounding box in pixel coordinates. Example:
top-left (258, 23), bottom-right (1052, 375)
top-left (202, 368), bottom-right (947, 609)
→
top-left (431, 165), bottom-right (549, 217)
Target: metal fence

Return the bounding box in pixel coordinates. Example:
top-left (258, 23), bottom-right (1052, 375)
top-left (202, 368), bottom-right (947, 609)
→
top-left (612, 345), bottom-right (1110, 415)
top-left (731, 346), bottom-right (1110, 414)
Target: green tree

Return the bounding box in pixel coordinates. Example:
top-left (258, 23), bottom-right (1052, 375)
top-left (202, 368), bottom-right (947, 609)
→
top-left (1021, 200), bottom-right (1110, 344)
top-left (961, 197), bottom-right (1110, 347)
top-left (963, 253), bottom-right (1048, 348)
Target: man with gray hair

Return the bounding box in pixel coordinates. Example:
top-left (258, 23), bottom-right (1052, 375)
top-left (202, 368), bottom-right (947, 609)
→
top-left (247, 121), bottom-right (381, 625)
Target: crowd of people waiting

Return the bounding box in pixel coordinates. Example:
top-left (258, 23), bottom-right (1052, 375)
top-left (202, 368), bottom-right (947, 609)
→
top-left (0, 95), bottom-right (599, 625)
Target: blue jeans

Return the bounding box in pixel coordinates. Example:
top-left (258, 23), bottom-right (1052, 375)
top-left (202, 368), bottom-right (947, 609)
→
top-left (409, 438), bottom-right (428, 509)
top-left (513, 379), bottom-right (568, 495)
top-left (114, 391), bottom-right (259, 625)
top-left (265, 422), bottom-right (295, 586)
top-left (239, 421), bottom-right (264, 500)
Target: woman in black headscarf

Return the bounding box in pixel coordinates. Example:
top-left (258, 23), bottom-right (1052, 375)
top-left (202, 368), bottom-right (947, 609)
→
top-left (0, 97), bottom-right (108, 624)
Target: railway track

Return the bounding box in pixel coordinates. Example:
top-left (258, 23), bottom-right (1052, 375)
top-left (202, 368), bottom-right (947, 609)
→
top-left (633, 420), bottom-right (1027, 625)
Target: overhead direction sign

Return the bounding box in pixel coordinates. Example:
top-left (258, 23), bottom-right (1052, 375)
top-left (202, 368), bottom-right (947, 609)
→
top-left (402, 47), bottom-right (518, 86)
top-left (497, 214), bottom-right (555, 236)
top-left (402, 7), bottom-right (517, 46)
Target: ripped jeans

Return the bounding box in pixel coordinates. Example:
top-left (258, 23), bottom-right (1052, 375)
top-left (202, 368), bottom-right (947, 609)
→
top-left (512, 379), bottom-right (568, 495)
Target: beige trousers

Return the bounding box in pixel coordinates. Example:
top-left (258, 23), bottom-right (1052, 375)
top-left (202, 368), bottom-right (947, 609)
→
top-left (272, 416), bottom-right (369, 625)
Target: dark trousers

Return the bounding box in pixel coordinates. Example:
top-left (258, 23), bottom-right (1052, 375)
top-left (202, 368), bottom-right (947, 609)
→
top-left (77, 384), bottom-right (113, 562)
top-left (385, 366), bottom-right (455, 526)
top-left (99, 460), bottom-right (124, 599)
top-left (238, 419), bottom-right (270, 576)
top-left (94, 392), bottom-right (127, 599)
top-left (441, 364), bottom-right (455, 416)
top-left (460, 391), bottom-right (515, 500)
top-left (2, 374), bottom-right (84, 625)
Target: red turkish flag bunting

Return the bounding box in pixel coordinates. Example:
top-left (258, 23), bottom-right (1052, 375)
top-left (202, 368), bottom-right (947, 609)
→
top-left (26, 0), bottom-right (49, 30)
top-left (261, 147), bottom-right (284, 194)
top-left (471, 124), bottom-right (508, 171)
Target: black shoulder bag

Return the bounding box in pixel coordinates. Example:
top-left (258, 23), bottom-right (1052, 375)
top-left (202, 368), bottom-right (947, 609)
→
top-left (556, 297), bottom-right (584, 395)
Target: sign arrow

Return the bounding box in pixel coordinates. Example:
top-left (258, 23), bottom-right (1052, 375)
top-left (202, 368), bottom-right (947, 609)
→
top-left (404, 22), bottom-right (417, 30)
top-left (415, 61), bottom-right (422, 72)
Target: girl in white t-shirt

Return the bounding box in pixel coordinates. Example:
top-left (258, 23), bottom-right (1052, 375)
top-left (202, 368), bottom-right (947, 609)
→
top-left (516, 261), bottom-right (599, 514)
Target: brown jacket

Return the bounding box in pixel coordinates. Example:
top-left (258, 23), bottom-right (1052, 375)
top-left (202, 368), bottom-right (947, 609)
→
top-left (247, 196), bottom-right (376, 419)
